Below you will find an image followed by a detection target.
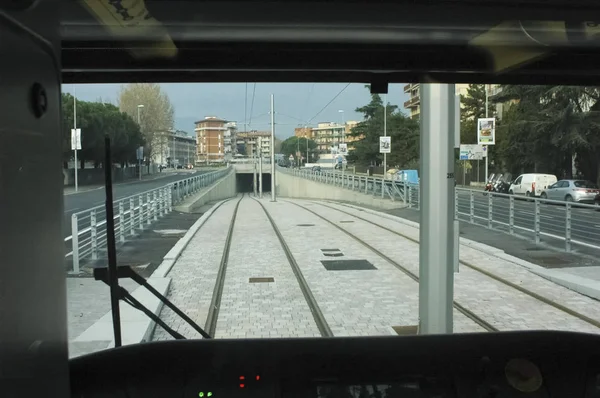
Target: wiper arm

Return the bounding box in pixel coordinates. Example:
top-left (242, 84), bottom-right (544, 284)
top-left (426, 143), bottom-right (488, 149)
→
top-left (93, 265), bottom-right (211, 340)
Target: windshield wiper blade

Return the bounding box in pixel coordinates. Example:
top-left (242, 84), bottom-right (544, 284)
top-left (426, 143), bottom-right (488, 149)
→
top-left (93, 265), bottom-right (212, 340)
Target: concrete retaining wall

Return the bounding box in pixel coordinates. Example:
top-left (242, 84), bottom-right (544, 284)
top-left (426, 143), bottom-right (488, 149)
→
top-left (276, 171), bottom-right (406, 210)
top-left (174, 170), bottom-right (236, 213)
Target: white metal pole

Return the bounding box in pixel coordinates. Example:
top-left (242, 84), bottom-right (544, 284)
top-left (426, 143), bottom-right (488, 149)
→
top-left (419, 83), bottom-right (455, 334)
top-left (382, 94), bottom-right (387, 198)
top-left (253, 140), bottom-right (257, 197)
top-left (271, 94), bottom-right (276, 202)
top-left (73, 93), bottom-right (78, 192)
top-left (484, 84), bottom-right (489, 184)
top-left (259, 137), bottom-right (263, 198)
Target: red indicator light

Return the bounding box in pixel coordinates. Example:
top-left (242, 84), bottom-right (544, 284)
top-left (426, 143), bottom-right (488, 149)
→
top-left (256, 376), bottom-right (260, 381)
top-left (239, 384), bottom-right (245, 389)
top-left (239, 376), bottom-right (245, 380)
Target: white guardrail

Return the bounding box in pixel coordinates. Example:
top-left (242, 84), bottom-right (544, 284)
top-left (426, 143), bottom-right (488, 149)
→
top-left (65, 167), bottom-right (232, 273)
top-left (287, 167), bottom-right (600, 253)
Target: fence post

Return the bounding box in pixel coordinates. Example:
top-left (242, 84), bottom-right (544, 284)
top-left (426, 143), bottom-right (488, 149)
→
top-left (416, 183), bottom-right (420, 210)
top-left (488, 193), bottom-right (493, 229)
top-left (408, 185), bottom-right (412, 208)
top-left (119, 201), bottom-right (125, 243)
top-left (565, 203), bottom-right (572, 252)
top-left (130, 198), bottom-right (135, 236)
top-left (404, 182), bottom-right (408, 206)
top-left (90, 209), bottom-right (98, 260)
top-left (71, 214), bottom-right (79, 274)
top-left (509, 196), bottom-right (515, 235)
top-left (534, 199), bottom-right (540, 244)
top-left (138, 195), bottom-right (144, 230)
top-left (146, 192), bottom-right (152, 225)
top-left (153, 190), bottom-right (158, 221)
top-left (469, 191), bottom-right (474, 224)
top-left (158, 189), bottom-right (163, 217)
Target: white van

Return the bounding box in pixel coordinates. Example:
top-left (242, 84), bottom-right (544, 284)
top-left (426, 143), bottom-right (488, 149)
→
top-left (509, 173), bottom-right (557, 197)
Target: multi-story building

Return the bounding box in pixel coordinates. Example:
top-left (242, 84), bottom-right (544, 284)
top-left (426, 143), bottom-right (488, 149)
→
top-left (151, 129), bottom-right (197, 167)
top-left (312, 122), bottom-right (346, 154)
top-left (294, 126), bottom-right (313, 139)
top-left (236, 130), bottom-right (271, 157)
top-left (345, 120), bottom-right (361, 151)
top-left (403, 83), bottom-right (471, 120)
top-left (195, 116), bottom-right (228, 163)
top-left (224, 122), bottom-right (237, 161)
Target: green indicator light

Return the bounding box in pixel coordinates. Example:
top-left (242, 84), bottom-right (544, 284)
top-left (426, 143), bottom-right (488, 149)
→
top-left (208, 392), bottom-right (213, 397)
top-left (199, 393), bottom-right (204, 397)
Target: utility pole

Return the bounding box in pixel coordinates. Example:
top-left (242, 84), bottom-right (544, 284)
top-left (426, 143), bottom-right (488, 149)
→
top-left (73, 91), bottom-right (79, 192)
top-left (137, 104), bottom-right (144, 180)
top-left (382, 94), bottom-right (387, 198)
top-left (253, 136), bottom-right (258, 197)
top-left (259, 137), bottom-right (263, 198)
top-left (270, 94), bottom-right (276, 202)
top-left (484, 84), bottom-right (489, 184)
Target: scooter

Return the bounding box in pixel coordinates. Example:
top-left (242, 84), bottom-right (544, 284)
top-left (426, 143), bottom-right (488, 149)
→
top-left (483, 173), bottom-right (497, 195)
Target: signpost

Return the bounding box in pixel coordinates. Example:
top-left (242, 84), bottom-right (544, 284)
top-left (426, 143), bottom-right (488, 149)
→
top-left (71, 128), bottom-right (81, 191)
top-left (339, 143), bottom-right (348, 155)
top-left (477, 117), bottom-right (496, 183)
top-left (459, 144), bottom-right (484, 160)
top-left (379, 136), bottom-right (391, 153)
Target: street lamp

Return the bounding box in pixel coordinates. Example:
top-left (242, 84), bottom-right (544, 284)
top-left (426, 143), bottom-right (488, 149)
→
top-left (338, 109), bottom-right (345, 143)
top-left (137, 104), bottom-right (144, 124)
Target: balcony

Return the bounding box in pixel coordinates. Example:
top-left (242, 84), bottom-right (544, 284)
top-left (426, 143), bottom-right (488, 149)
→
top-left (404, 96), bottom-right (420, 109)
top-left (404, 83), bottom-right (419, 93)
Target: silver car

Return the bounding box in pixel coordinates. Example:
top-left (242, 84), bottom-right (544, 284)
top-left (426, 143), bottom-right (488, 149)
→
top-left (540, 180), bottom-right (600, 203)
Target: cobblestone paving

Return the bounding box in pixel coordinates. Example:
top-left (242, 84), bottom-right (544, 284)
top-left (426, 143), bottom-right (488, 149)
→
top-left (263, 200), bottom-right (485, 335)
top-left (312, 200), bottom-right (600, 334)
top-left (214, 197), bottom-right (321, 338)
top-left (153, 199), bottom-right (239, 340)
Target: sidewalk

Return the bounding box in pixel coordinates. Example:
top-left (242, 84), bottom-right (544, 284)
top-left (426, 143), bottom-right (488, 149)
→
top-left (63, 171), bottom-right (176, 195)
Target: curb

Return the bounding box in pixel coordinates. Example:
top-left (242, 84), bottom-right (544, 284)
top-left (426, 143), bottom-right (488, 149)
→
top-left (71, 198), bottom-right (232, 355)
top-left (153, 197), bottom-right (232, 278)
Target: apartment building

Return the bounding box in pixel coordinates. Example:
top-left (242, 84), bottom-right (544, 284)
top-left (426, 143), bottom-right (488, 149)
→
top-left (403, 83), bottom-right (505, 120)
top-left (151, 129), bottom-right (197, 167)
top-left (224, 122), bottom-right (238, 161)
top-left (403, 83), bottom-right (470, 120)
top-left (294, 126), bottom-right (313, 139)
top-left (195, 116), bottom-right (228, 163)
top-left (237, 130), bottom-right (271, 157)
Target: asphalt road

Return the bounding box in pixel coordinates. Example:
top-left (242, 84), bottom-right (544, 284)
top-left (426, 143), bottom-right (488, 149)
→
top-left (456, 189), bottom-right (600, 249)
top-left (63, 170), bottom-right (209, 239)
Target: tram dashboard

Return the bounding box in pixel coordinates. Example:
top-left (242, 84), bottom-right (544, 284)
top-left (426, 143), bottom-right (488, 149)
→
top-left (70, 331), bottom-right (600, 398)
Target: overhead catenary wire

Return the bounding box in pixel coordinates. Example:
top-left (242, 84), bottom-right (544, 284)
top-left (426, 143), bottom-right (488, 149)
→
top-left (248, 83), bottom-right (257, 129)
top-left (306, 83), bottom-right (351, 125)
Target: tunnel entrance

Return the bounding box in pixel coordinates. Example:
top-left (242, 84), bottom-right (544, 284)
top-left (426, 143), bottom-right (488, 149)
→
top-left (236, 173), bottom-right (272, 193)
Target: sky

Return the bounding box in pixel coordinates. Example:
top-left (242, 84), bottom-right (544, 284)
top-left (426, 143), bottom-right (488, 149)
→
top-left (62, 83), bottom-right (410, 139)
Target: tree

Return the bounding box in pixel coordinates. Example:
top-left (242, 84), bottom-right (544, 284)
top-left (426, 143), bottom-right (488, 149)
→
top-left (61, 93), bottom-right (144, 168)
top-left (118, 83), bottom-right (174, 164)
top-left (347, 86), bottom-right (420, 170)
top-left (280, 136), bottom-right (318, 164)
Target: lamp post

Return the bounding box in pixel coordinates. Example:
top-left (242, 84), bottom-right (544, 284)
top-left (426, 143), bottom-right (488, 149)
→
top-left (137, 104), bottom-right (144, 180)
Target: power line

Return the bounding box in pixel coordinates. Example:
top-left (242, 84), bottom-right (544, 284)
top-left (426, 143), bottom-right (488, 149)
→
top-left (244, 83), bottom-right (248, 131)
top-left (307, 83), bottom-right (351, 124)
top-left (301, 83), bottom-right (315, 123)
top-left (248, 83), bottom-right (256, 129)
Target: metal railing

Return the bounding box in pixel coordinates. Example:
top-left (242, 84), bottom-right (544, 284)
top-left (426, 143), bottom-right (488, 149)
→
top-left (285, 167), bottom-right (600, 252)
top-left (285, 167), bottom-right (420, 208)
top-left (65, 167), bottom-right (232, 273)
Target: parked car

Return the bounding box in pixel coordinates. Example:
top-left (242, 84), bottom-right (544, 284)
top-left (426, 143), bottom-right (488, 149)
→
top-left (508, 173), bottom-right (557, 197)
top-left (540, 180), bottom-right (600, 203)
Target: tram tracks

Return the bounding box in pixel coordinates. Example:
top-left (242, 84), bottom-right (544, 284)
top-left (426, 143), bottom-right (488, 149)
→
top-left (204, 194), bottom-right (333, 338)
top-left (311, 200), bottom-right (600, 332)
top-left (286, 200), bottom-right (499, 332)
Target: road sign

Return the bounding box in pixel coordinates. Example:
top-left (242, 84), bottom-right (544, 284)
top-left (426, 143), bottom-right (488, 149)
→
top-left (477, 118), bottom-right (496, 145)
top-left (70, 128), bottom-right (81, 150)
top-left (136, 146), bottom-right (144, 160)
top-left (339, 143), bottom-right (348, 155)
top-left (379, 136), bottom-right (391, 153)
top-left (459, 144), bottom-right (484, 160)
